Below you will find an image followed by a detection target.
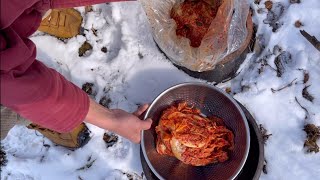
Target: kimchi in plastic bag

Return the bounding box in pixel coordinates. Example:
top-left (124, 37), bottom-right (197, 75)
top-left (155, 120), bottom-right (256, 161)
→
top-left (139, 0), bottom-right (250, 72)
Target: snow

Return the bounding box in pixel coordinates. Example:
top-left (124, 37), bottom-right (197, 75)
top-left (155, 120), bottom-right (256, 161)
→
top-left (1, 0), bottom-right (320, 180)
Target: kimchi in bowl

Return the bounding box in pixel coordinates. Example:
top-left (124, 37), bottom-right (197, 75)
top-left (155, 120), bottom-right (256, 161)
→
top-left (141, 82), bottom-right (250, 180)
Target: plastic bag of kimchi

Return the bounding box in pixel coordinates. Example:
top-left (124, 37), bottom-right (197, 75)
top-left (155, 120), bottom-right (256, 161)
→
top-left (139, 0), bottom-right (250, 72)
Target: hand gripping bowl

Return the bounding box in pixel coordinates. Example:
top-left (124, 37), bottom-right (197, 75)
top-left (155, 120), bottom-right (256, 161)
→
top-left (141, 83), bottom-right (250, 180)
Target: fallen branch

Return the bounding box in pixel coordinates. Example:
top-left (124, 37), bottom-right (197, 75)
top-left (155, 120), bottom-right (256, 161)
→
top-left (271, 78), bottom-right (297, 93)
top-left (300, 30), bottom-right (320, 51)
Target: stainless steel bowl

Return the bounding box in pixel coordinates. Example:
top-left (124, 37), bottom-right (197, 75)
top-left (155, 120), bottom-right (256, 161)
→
top-left (141, 82), bottom-right (250, 180)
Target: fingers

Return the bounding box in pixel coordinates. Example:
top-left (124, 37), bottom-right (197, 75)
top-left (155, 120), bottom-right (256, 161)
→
top-left (141, 118), bottom-right (153, 130)
top-left (133, 104), bottom-right (149, 116)
top-left (132, 118), bottom-right (153, 144)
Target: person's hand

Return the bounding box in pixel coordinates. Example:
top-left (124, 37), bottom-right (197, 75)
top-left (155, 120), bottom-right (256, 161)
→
top-left (85, 98), bottom-right (152, 143)
top-left (108, 105), bottom-right (153, 143)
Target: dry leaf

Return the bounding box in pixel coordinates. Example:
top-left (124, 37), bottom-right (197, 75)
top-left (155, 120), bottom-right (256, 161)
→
top-left (79, 41), bottom-right (93, 57)
top-left (295, 20), bottom-right (303, 28)
top-left (103, 133), bottom-right (118, 148)
top-left (82, 82), bottom-right (94, 95)
top-left (303, 71), bottom-right (309, 84)
top-left (303, 124), bottom-right (320, 153)
top-left (302, 86), bottom-right (314, 102)
top-left (225, 87), bottom-right (232, 94)
top-left (85, 6), bottom-right (93, 13)
top-left (265, 1), bottom-right (273, 11)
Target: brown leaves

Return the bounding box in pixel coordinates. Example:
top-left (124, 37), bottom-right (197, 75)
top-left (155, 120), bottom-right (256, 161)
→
top-left (303, 71), bottom-right (309, 84)
top-left (99, 96), bottom-right (111, 108)
top-left (85, 6), bottom-right (93, 13)
top-left (265, 1), bottom-right (273, 11)
top-left (79, 41), bottom-right (93, 57)
top-left (302, 86), bottom-right (314, 102)
top-left (294, 20), bottom-right (303, 28)
top-left (82, 82), bottom-right (94, 95)
top-left (299, 70), bottom-right (314, 103)
top-left (103, 133), bottom-right (118, 148)
top-left (303, 124), bottom-right (320, 153)
top-left (225, 87), bottom-right (232, 94)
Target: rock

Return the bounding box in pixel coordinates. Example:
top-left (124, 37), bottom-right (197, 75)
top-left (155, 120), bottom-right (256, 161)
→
top-left (101, 47), bottom-right (108, 53)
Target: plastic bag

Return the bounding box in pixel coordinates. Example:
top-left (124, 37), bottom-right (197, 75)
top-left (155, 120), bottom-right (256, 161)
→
top-left (139, 0), bottom-right (250, 72)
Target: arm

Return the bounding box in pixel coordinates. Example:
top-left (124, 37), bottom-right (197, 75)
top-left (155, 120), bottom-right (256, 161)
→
top-left (1, 41), bottom-right (89, 132)
top-left (0, 0), bottom-right (151, 143)
top-left (86, 99), bottom-right (152, 143)
top-left (1, 0), bottom-right (88, 132)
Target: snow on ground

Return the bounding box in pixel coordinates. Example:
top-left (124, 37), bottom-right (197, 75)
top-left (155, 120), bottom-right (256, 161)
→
top-left (1, 0), bottom-right (320, 180)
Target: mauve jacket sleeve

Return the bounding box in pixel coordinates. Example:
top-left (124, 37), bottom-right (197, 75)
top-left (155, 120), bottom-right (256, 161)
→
top-left (51, 0), bottom-right (135, 9)
top-left (0, 0), bottom-right (128, 132)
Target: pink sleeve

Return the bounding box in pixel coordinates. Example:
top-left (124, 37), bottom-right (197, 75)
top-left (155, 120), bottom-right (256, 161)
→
top-left (51, 0), bottom-right (135, 9)
top-left (0, 0), bottom-right (89, 133)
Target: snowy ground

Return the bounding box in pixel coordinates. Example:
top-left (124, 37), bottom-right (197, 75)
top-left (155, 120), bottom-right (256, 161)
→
top-left (1, 0), bottom-right (320, 179)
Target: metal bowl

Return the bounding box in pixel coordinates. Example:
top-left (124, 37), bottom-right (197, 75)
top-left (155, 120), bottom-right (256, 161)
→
top-left (141, 82), bottom-right (250, 180)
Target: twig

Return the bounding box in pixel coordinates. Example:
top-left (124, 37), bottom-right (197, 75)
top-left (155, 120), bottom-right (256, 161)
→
top-left (271, 78), bottom-right (297, 93)
top-left (300, 30), bottom-right (320, 51)
top-left (76, 159), bottom-right (96, 171)
top-left (295, 97), bottom-right (309, 120)
top-left (87, 155), bottom-right (92, 162)
top-left (259, 124), bottom-right (272, 144)
top-left (34, 130), bottom-right (44, 137)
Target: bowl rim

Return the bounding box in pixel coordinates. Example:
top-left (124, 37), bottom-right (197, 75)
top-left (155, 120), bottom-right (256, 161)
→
top-left (141, 82), bottom-right (250, 180)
